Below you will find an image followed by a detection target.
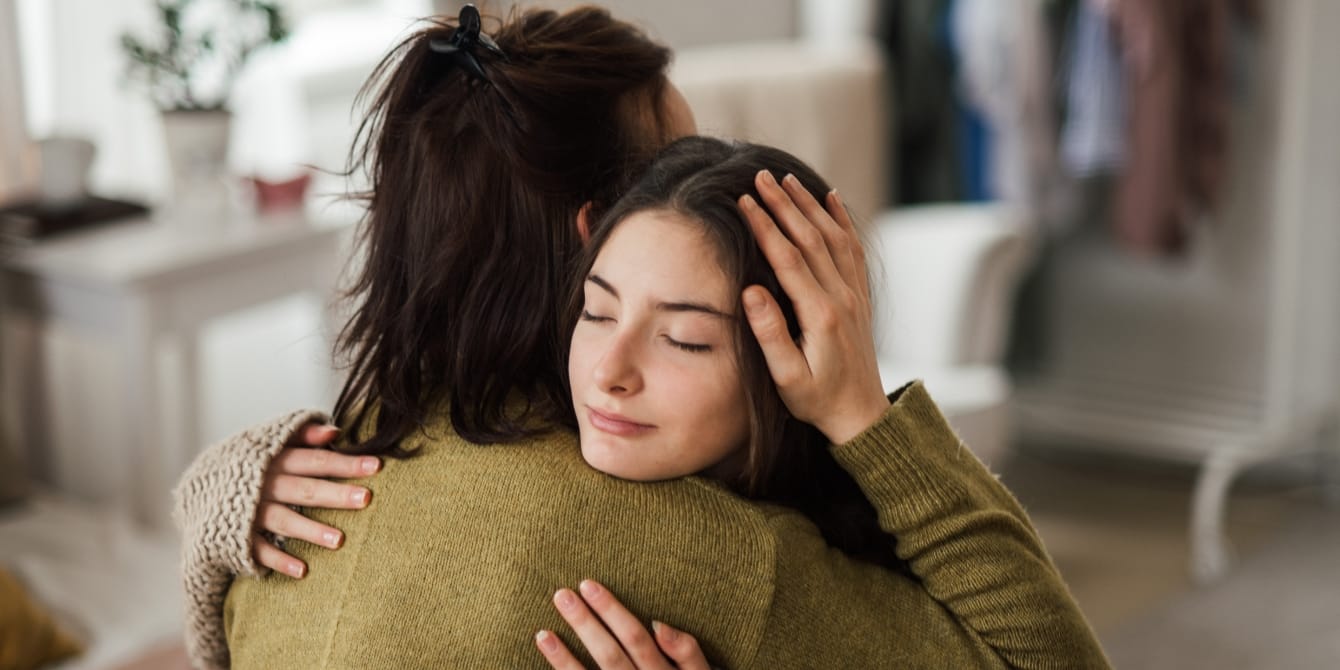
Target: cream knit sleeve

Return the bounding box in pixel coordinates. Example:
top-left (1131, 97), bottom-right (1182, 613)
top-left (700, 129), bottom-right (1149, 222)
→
top-left (172, 409), bottom-right (330, 670)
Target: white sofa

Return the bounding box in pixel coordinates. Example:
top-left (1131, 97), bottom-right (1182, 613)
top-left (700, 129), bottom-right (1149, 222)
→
top-left (672, 40), bottom-right (888, 219)
top-left (871, 204), bottom-right (1035, 466)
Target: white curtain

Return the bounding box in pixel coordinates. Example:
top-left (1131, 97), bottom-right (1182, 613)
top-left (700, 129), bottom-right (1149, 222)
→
top-left (0, 0), bottom-right (35, 202)
top-left (14, 0), bottom-right (168, 202)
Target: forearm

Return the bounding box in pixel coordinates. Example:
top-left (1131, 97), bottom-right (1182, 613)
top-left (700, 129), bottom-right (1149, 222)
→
top-left (173, 408), bottom-right (328, 670)
top-left (831, 381), bottom-right (1110, 670)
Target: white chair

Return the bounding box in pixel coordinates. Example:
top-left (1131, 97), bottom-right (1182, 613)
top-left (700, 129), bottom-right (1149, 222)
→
top-left (870, 203), bottom-right (1036, 466)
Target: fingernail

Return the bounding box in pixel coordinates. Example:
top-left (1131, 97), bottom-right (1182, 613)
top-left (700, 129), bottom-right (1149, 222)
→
top-left (830, 188), bottom-right (843, 205)
top-left (784, 173), bottom-right (800, 188)
top-left (578, 579), bottom-right (600, 600)
top-left (739, 194), bottom-right (757, 210)
top-left (759, 170), bottom-right (778, 185)
top-left (653, 621), bottom-right (678, 642)
top-left (289, 562), bottom-right (306, 578)
top-left (323, 531), bottom-right (342, 548)
top-left (350, 489), bottom-right (369, 506)
top-left (535, 630), bottom-right (558, 653)
top-left (554, 589), bottom-right (577, 611)
top-left (361, 457), bottom-right (380, 474)
top-left (743, 290), bottom-right (766, 316)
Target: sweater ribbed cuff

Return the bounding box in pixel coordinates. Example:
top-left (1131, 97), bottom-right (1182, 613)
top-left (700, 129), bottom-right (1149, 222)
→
top-left (828, 380), bottom-right (976, 530)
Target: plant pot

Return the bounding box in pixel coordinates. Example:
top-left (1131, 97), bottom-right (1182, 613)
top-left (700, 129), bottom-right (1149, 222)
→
top-left (160, 108), bottom-right (233, 223)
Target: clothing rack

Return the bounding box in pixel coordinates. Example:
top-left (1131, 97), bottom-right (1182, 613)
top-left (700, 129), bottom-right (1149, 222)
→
top-left (1014, 0), bottom-right (1340, 583)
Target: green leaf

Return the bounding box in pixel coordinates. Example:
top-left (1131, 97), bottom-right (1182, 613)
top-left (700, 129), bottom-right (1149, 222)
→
top-left (121, 0), bottom-right (291, 110)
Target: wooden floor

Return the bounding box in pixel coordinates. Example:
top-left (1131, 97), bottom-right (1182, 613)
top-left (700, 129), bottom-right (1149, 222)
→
top-left (1003, 445), bottom-right (1340, 669)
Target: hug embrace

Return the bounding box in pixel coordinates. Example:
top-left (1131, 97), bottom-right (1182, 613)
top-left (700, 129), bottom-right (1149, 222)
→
top-left (174, 5), bottom-right (1111, 669)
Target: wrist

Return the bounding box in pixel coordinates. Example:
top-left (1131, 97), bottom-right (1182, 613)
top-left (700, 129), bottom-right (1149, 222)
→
top-left (823, 395), bottom-right (891, 445)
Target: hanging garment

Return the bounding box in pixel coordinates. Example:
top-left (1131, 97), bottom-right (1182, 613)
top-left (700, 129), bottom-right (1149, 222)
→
top-left (876, 0), bottom-right (961, 204)
top-left (1060, 0), bottom-right (1126, 177)
top-left (1110, 0), bottom-right (1233, 256)
top-left (950, 0), bottom-right (1058, 213)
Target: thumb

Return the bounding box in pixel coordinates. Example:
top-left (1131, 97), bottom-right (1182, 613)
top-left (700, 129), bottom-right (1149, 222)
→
top-left (742, 286), bottom-right (809, 390)
top-left (291, 423), bottom-right (341, 448)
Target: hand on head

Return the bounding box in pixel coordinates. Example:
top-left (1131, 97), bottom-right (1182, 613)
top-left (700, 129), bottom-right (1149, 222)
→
top-left (738, 169), bottom-right (889, 444)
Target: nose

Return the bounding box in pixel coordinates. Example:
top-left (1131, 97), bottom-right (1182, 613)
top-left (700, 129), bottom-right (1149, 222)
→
top-left (592, 330), bottom-right (643, 396)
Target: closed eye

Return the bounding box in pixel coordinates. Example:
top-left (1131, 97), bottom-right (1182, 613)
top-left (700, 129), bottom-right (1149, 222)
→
top-left (580, 309), bottom-right (614, 323)
top-left (665, 336), bottom-right (711, 353)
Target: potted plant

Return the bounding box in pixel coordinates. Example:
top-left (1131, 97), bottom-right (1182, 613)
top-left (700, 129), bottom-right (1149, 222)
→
top-left (120, 0), bottom-right (289, 214)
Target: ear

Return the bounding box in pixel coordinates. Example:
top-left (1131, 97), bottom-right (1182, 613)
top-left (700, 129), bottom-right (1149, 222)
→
top-left (576, 201), bottom-right (594, 246)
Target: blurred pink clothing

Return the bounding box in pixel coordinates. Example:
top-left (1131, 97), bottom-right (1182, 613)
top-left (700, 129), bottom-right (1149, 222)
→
top-left (1111, 0), bottom-right (1246, 256)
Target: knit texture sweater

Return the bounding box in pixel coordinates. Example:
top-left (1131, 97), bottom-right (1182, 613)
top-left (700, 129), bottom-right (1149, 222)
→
top-left (174, 408), bottom-right (330, 667)
top-left (176, 382), bottom-right (1109, 669)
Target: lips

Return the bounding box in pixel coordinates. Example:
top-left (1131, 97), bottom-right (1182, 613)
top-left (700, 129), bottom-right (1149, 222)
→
top-left (586, 407), bottom-right (655, 437)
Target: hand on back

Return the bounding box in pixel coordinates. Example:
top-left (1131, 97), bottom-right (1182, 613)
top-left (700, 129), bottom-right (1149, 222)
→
top-left (251, 423), bottom-right (380, 578)
top-left (536, 580), bottom-right (710, 670)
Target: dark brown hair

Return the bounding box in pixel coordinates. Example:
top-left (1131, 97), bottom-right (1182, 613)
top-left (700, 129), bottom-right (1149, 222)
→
top-left (333, 7), bottom-right (674, 455)
top-left (562, 137), bottom-right (905, 571)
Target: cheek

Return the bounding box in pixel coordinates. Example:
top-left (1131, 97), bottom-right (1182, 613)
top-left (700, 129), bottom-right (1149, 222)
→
top-left (719, 387), bottom-right (752, 447)
top-left (568, 329), bottom-right (596, 391)
top-left (717, 361), bottom-right (752, 445)
top-left (690, 365), bottom-right (750, 441)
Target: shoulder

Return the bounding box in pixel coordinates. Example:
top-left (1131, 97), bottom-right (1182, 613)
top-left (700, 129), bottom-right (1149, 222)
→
top-left (313, 428), bottom-right (786, 669)
top-left (392, 426), bottom-right (780, 534)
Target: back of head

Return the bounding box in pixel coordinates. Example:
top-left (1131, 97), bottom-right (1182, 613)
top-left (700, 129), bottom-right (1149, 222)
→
top-left (570, 136), bottom-right (904, 571)
top-left (336, 7), bottom-right (674, 454)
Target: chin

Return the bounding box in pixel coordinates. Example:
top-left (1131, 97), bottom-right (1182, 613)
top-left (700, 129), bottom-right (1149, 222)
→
top-left (579, 436), bottom-right (671, 482)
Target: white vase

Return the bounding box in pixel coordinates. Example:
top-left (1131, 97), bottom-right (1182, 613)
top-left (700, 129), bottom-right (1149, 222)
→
top-left (160, 109), bottom-right (233, 224)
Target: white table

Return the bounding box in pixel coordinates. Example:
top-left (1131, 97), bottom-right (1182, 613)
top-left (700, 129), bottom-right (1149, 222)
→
top-left (0, 210), bottom-right (351, 527)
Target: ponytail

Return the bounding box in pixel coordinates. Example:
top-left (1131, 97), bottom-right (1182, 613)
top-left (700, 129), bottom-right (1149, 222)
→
top-left (333, 8), bottom-right (672, 455)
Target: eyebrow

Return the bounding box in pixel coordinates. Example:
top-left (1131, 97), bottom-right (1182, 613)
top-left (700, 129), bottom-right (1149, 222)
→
top-left (587, 273), bottom-right (735, 320)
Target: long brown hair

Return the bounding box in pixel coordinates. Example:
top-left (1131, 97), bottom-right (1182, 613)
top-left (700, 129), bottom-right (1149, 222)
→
top-left (333, 7), bottom-right (674, 455)
top-left (563, 137), bottom-right (906, 571)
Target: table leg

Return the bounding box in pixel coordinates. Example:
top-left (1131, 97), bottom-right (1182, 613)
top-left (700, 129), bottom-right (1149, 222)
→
top-left (119, 295), bottom-right (167, 528)
top-left (7, 317), bottom-right (53, 484)
top-left (176, 327), bottom-right (202, 477)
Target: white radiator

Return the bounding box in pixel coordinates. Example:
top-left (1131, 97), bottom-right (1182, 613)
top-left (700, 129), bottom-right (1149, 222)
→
top-left (1015, 0), bottom-right (1340, 583)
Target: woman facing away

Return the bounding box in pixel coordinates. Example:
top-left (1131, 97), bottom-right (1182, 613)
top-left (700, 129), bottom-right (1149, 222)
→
top-left (177, 6), bottom-right (1110, 669)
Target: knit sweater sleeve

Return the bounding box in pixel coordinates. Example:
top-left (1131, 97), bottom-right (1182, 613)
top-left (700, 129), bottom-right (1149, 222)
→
top-left (172, 409), bottom-right (330, 670)
top-left (830, 381), bottom-right (1111, 670)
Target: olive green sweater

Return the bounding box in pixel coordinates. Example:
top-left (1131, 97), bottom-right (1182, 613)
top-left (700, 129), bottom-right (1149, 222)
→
top-left (202, 382), bottom-right (1106, 668)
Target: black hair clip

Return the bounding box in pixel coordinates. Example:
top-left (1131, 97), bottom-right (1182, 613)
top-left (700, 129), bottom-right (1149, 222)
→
top-left (429, 4), bottom-right (506, 83)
